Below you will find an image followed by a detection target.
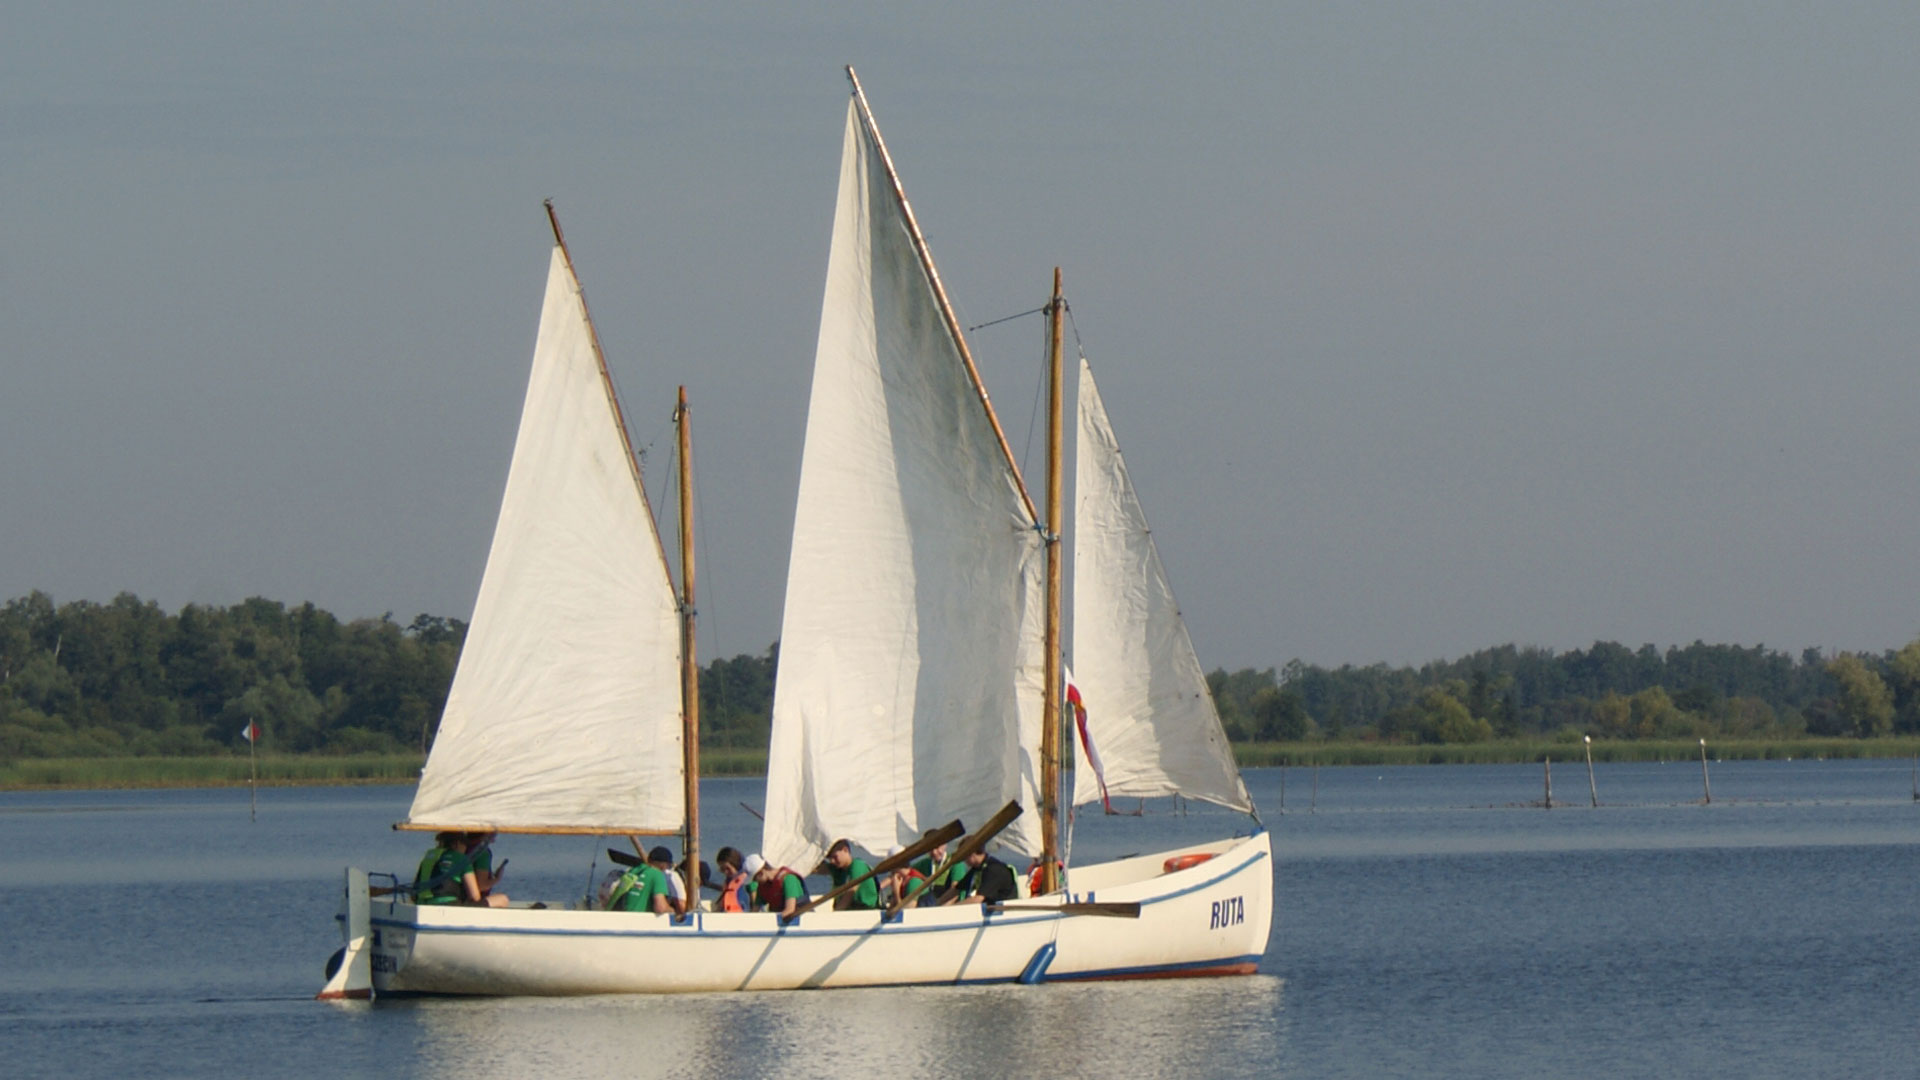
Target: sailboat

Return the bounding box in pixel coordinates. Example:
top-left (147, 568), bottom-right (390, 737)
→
top-left (321, 70), bottom-right (1269, 998)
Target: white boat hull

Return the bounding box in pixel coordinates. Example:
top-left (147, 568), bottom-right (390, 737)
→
top-left (356, 831), bottom-right (1271, 995)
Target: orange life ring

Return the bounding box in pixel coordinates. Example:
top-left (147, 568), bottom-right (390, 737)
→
top-left (1162, 852), bottom-right (1215, 874)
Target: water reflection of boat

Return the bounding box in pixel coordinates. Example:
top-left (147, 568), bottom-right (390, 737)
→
top-left (322, 68), bottom-right (1269, 999)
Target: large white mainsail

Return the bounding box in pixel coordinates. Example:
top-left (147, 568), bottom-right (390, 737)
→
top-left (761, 97), bottom-right (1048, 871)
top-left (403, 243), bottom-right (685, 834)
top-left (1071, 358), bottom-right (1253, 813)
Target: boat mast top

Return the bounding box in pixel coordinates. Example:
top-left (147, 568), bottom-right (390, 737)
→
top-left (844, 66), bottom-right (1039, 526)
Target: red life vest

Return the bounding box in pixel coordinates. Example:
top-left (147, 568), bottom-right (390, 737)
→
top-left (758, 868), bottom-right (808, 911)
top-left (1028, 858), bottom-right (1065, 895)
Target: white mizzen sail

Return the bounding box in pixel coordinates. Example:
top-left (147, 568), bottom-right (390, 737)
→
top-left (761, 98), bottom-right (1047, 871)
top-left (1071, 358), bottom-right (1253, 813)
top-left (404, 245), bottom-right (685, 834)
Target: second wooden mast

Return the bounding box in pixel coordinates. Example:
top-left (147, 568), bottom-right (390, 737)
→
top-left (675, 387), bottom-right (701, 903)
top-left (1039, 268), bottom-right (1066, 896)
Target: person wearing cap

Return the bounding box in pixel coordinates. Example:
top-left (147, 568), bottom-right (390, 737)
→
top-left (825, 838), bottom-right (879, 910)
top-left (749, 854), bottom-right (808, 919)
top-left (604, 851), bottom-right (672, 914)
top-left (942, 847), bottom-right (1018, 905)
top-left (647, 846), bottom-right (689, 915)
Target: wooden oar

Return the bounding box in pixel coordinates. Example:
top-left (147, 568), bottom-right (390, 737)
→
top-left (791, 819), bottom-right (965, 916)
top-left (889, 800), bottom-right (1023, 915)
top-left (988, 900), bottom-right (1141, 918)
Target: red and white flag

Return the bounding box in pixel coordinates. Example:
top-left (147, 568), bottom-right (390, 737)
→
top-left (1065, 678), bottom-right (1113, 814)
top-left (240, 720), bottom-right (259, 743)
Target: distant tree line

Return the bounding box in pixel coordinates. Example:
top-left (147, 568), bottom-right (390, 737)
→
top-left (0, 590), bottom-right (783, 761)
top-left (0, 592), bottom-right (464, 758)
top-left (1206, 639), bottom-right (1920, 744)
top-left (6, 591), bottom-right (1917, 759)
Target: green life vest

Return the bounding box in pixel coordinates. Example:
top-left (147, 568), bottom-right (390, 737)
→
top-left (414, 846), bottom-right (468, 903)
top-left (607, 864), bottom-right (669, 912)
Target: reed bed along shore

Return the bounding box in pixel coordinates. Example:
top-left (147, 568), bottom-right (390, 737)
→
top-left (1232, 736), bottom-right (1920, 767)
top-left (0, 753), bottom-right (425, 790)
top-left (6, 739), bottom-right (1918, 791)
top-left (0, 747), bottom-right (775, 790)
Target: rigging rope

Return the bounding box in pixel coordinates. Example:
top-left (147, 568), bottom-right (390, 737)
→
top-left (965, 304), bottom-right (1049, 333)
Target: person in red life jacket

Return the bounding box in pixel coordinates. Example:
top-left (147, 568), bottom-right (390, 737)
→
top-left (747, 853), bottom-right (808, 919)
top-left (943, 848), bottom-right (1019, 905)
top-left (714, 847), bottom-right (752, 913)
top-left (880, 846), bottom-right (924, 908)
top-left (1026, 856), bottom-right (1064, 897)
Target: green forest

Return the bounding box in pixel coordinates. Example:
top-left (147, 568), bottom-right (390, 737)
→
top-left (4, 591), bottom-right (1918, 765)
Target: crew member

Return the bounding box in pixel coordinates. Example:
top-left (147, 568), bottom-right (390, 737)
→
top-left (605, 852), bottom-right (673, 914)
top-left (748, 854), bottom-right (808, 919)
top-left (944, 848), bottom-right (1018, 905)
top-left (714, 847), bottom-right (752, 913)
top-left (825, 838), bottom-right (879, 910)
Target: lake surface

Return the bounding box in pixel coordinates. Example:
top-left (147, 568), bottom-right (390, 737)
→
top-left (3, 759), bottom-right (1915, 1078)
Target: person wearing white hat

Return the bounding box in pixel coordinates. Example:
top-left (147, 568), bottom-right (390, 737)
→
top-left (748, 853), bottom-right (808, 919)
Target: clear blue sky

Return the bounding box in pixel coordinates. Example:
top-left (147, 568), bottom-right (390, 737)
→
top-left (5, 3), bottom-right (1918, 669)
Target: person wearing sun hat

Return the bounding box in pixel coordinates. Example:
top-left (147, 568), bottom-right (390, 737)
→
top-left (748, 853), bottom-right (808, 919)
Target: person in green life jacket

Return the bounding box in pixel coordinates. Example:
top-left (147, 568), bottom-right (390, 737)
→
top-left (824, 838), bottom-right (878, 910)
top-left (943, 848), bottom-right (1019, 905)
top-left (746, 853), bottom-right (807, 920)
top-left (604, 852), bottom-right (673, 914)
top-left (647, 846), bottom-right (689, 915)
top-left (415, 832), bottom-right (479, 905)
top-left (903, 825), bottom-right (961, 906)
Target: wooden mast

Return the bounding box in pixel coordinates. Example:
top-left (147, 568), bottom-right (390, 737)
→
top-left (675, 387), bottom-right (701, 904)
top-left (1039, 268), bottom-right (1065, 895)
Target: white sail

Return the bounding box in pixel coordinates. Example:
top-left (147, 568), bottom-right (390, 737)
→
top-left (404, 246), bottom-right (685, 834)
top-left (761, 99), bottom-right (1047, 871)
top-left (1071, 358), bottom-right (1253, 813)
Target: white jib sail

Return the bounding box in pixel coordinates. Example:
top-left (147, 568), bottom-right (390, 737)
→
top-left (761, 99), bottom-right (1047, 871)
top-left (404, 246), bottom-right (685, 834)
top-left (1071, 357), bottom-right (1253, 813)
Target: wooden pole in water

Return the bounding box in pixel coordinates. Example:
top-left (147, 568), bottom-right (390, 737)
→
top-left (248, 717), bottom-right (257, 823)
top-left (1311, 764), bottom-right (1319, 813)
top-left (1911, 752), bottom-right (1916, 802)
top-left (1699, 738), bottom-right (1712, 804)
top-left (1584, 734), bottom-right (1598, 807)
top-left (1543, 755), bottom-right (1552, 809)
top-left (1279, 761), bottom-right (1286, 811)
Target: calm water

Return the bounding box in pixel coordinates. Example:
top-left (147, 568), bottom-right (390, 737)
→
top-left (3, 760), bottom-right (1916, 1078)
